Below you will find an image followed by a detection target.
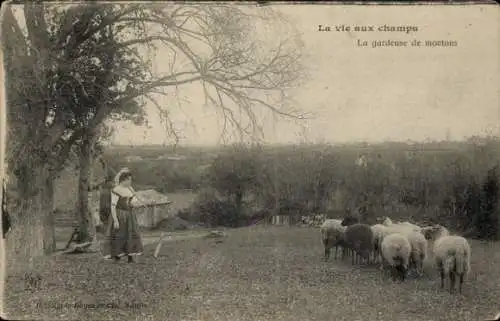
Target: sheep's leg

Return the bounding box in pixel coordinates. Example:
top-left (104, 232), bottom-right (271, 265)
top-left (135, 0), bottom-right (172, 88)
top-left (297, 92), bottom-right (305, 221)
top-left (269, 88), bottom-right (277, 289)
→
top-left (449, 272), bottom-right (456, 294)
top-left (438, 263), bottom-right (445, 289)
top-left (418, 255), bottom-right (424, 276)
top-left (334, 245), bottom-right (338, 260)
top-left (323, 240), bottom-right (330, 261)
top-left (409, 255), bottom-right (417, 276)
top-left (391, 266), bottom-right (397, 281)
top-left (459, 273), bottom-right (464, 294)
top-left (400, 266), bottom-right (406, 281)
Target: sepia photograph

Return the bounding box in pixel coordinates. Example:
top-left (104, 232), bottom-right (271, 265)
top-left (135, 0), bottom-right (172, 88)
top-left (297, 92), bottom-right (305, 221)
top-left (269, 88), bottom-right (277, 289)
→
top-left (0, 1), bottom-right (499, 320)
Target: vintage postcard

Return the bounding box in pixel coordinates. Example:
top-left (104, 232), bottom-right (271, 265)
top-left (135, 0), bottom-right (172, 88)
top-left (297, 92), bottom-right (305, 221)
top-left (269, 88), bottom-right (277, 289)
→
top-left (0, 1), bottom-right (499, 320)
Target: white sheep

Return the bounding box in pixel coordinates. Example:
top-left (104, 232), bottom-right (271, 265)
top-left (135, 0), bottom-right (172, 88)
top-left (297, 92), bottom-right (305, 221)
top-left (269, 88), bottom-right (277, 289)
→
top-left (389, 223), bottom-right (423, 238)
top-left (320, 219), bottom-right (347, 261)
top-left (371, 224), bottom-right (387, 264)
top-left (397, 221), bottom-right (422, 233)
top-left (379, 222), bottom-right (427, 274)
top-left (406, 231), bottom-right (428, 276)
top-left (429, 226), bottom-right (471, 294)
top-left (381, 233), bottom-right (412, 281)
top-left (381, 216), bottom-right (422, 232)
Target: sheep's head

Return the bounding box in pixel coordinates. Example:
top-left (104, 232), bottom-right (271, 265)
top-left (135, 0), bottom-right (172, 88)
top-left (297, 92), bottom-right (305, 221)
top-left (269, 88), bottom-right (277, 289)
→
top-left (382, 216), bottom-right (393, 226)
top-left (422, 224), bottom-right (448, 241)
top-left (341, 214), bottom-right (360, 227)
top-left (421, 226), bottom-right (434, 240)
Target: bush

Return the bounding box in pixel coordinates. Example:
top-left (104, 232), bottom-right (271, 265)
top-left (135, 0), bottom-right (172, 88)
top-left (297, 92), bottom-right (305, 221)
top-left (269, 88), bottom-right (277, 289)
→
top-left (188, 188), bottom-right (247, 228)
top-left (153, 216), bottom-right (190, 231)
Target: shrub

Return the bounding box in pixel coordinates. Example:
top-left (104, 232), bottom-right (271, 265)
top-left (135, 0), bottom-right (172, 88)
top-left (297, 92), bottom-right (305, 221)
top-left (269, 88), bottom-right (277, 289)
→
top-left (152, 216), bottom-right (190, 231)
top-left (188, 188), bottom-right (246, 228)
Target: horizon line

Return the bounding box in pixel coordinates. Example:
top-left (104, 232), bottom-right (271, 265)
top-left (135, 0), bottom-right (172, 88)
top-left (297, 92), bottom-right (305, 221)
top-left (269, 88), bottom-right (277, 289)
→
top-left (107, 135), bottom-right (500, 148)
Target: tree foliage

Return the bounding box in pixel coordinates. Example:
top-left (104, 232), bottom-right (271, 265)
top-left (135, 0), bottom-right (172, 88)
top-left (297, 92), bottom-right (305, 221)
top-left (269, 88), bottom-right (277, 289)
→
top-left (3, 3), bottom-right (306, 253)
top-left (6, 2), bottom-right (305, 196)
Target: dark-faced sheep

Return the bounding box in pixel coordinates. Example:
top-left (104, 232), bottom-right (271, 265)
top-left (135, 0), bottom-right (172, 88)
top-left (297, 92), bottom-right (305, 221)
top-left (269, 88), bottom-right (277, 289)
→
top-left (344, 223), bottom-right (374, 265)
top-left (341, 212), bottom-right (361, 227)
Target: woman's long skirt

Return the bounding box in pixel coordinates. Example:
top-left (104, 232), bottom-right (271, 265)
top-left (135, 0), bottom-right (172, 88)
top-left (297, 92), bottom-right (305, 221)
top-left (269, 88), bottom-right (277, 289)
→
top-left (103, 208), bottom-right (143, 259)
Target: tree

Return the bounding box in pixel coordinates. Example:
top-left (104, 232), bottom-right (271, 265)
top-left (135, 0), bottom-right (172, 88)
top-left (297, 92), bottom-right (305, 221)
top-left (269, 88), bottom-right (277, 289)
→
top-left (3, 3), bottom-right (306, 256)
top-left (477, 165), bottom-right (500, 239)
top-left (206, 144), bottom-right (260, 216)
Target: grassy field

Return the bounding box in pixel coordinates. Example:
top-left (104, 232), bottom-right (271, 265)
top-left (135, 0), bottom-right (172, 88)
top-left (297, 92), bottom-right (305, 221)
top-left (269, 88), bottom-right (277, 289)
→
top-left (5, 226), bottom-right (500, 321)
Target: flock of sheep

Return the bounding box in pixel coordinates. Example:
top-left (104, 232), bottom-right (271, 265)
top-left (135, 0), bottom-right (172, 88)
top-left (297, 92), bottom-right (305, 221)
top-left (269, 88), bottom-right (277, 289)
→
top-left (320, 214), bottom-right (472, 294)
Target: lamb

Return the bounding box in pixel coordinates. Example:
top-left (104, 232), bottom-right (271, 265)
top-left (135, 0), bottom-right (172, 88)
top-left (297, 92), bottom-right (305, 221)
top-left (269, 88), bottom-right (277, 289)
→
top-left (406, 231), bottom-right (428, 276)
top-left (380, 233), bottom-right (412, 281)
top-left (320, 219), bottom-right (347, 261)
top-left (428, 225), bottom-right (470, 294)
top-left (344, 223), bottom-right (374, 265)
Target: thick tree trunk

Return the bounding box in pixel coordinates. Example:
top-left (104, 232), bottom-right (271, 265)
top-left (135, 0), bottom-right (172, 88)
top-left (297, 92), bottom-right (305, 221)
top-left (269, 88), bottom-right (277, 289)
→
top-left (7, 183), bottom-right (45, 268)
top-left (76, 136), bottom-right (95, 244)
top-left (42, 176), bottom-right (56, 253)
top-left (75, 134), bottom-right (101, 252)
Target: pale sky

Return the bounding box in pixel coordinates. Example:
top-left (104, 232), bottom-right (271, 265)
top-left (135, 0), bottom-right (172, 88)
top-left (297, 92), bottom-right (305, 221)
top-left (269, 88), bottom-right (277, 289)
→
top-left (10, 4), bottom-right (500, 146)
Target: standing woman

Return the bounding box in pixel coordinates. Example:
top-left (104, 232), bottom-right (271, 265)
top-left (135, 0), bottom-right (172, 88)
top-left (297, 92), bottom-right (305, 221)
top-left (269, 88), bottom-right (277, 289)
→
top-left (103, 168), bottom-right (144, 263)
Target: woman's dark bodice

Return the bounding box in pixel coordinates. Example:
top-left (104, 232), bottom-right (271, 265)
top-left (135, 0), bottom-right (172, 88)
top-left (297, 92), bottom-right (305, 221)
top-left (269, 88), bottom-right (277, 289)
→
top-left (114, 193), bottom-right (133, 211)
